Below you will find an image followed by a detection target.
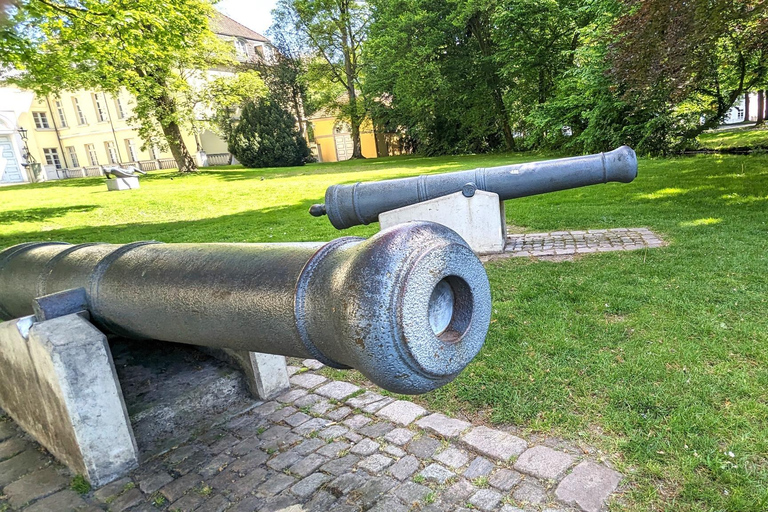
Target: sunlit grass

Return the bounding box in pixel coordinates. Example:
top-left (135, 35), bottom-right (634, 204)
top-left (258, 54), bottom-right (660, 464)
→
top-left (698, 126), bottom-right (768, 149)
top-left (1, 152), bottom-right (767, 511)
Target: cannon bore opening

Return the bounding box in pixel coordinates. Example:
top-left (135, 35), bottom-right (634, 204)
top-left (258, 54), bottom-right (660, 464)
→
top-left (428, 276), bottom-right (472, 342)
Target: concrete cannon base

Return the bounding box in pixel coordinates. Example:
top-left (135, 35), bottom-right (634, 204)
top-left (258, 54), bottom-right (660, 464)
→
top-left (379, 191), bottom-right (507, 255)
top-left (0, 311), bottom-right (290, 485)
top-left (0, 313), bottom-right (138, 486)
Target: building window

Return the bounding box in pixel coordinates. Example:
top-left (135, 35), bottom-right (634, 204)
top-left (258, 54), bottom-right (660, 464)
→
top-left (105, 141), bottom-right (119, 164)
top-left (43, 148), bottom-right (62, 169)
top-left (85, 144), bottom-right (99, 166)
top-left (66, 146), bottom-right (80, 167)
top-left (125, 139), bottom-right (138, 161)
top-left (72, 98), bottom-right (87, 125)
top-left (93, 93), bottom-right (108, 122)
top-left (33, 112), bottom-right (50, 129)
top-left (149, 145), bottom-right (160, 160)
top-left (54, 100), bottom-right (68, 128)
top-left (234, 38), bottom-right (248, 57)
top-left (115, 96), bottom-right (126, 119)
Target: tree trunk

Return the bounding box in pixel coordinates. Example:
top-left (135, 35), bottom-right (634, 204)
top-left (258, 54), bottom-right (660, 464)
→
top-left (757, 90), bottom-right (764, 124)
top-left (157, 91), bottom-right (197, 173)
top-left (744, 91), bottom-right (750, 122)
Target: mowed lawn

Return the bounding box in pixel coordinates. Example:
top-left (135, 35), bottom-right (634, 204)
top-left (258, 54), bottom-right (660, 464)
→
top-left (1, 152), bottom-right (767, 511)
top-left (698, 125), bottom-right (768, 150)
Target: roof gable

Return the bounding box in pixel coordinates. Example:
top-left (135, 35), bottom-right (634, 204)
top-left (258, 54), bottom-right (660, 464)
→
top-left (211, 12), bottom-right (268, 43)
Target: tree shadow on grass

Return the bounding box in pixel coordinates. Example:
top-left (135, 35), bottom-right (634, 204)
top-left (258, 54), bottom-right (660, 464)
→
top-left (0, 204), bottom-right (99, 224)
top-left (0, 199), bottom-right (378, 250)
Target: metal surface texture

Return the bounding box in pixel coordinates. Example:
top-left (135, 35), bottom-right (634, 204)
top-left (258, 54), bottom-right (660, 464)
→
top-left (310, 146), bottom-right (638, 229)
top-left (0, 222), bottom-right (491, 394)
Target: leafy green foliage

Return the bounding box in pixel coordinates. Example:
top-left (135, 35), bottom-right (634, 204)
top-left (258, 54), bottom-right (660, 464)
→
top-left (228, 99), bottom-right (310, 168)
top-left (0, 0), bottom-right (233, 172)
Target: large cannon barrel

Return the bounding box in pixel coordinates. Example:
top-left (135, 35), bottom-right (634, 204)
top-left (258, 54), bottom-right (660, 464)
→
top-left (310, 146), bottom-right (638, 229)
top-left (0, 222), bottom-right (491, 394)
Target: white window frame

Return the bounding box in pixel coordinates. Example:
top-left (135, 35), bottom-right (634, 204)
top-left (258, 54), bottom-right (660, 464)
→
top-left (234, 38), bottom-right (248, 58)
top-left (93, 93), bottom-right (108, 122)
top-left (33, 112), bottom-right (50, 129)
top-left (105, 141), bottom-right (118, 164)
top-left (73, 98), bottom-right (87, 125)
top-left (85, 143), bottom-right (99, 166)
top-left (66, 146), bottom-right (80, 167)
top-left (125, 139), bottom-right (138, 161)
top-left (43, 148), bottom-right (62, 169)
top-left (55, 100), bottom-right (68, 128)
top-left (115, 96), bottom-right (126, 119)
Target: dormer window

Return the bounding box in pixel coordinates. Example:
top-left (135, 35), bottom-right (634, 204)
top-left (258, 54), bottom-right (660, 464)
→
top-left (234, 38), bottom-right (247, 58)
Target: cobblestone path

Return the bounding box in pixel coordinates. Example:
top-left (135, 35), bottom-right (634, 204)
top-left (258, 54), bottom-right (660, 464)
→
top-left (503, 228), bottom-right (664, 258)
top-left (0, 360), bottom-right (623, 512)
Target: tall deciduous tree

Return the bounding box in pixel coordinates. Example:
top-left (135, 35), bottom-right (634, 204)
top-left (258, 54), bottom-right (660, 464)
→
top-left (0, 0), bottom-right (232, 172)
top-left (609, 0), bottom-right (768, 136)
top-left (273, 0), bottom-right (368, 159)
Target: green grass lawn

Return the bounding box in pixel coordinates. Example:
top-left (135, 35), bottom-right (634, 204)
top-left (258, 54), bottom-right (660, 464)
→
top-left (1, 152), bottom-right (767, 511)
top-left (698, 125), bottom-right (768, 150)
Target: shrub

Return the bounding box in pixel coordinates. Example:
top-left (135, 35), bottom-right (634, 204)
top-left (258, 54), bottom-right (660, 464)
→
top-left (228, 98), bottom-right (310, 168)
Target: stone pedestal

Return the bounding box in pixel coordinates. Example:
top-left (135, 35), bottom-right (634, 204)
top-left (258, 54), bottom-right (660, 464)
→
top-left (0, 313), bottom-right (138, 485)
top-left (106, 177), bottom-right (140, 191)
top-left (379, 190), bottom-right (507, 254)
top-left (199, 348), bottom-right (290, 400)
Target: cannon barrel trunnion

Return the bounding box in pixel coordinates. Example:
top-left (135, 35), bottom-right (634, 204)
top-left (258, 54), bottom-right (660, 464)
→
top-left (0, 222), bottom-right (492, 394)
top-left (310, 146), bottom-right (638, 229)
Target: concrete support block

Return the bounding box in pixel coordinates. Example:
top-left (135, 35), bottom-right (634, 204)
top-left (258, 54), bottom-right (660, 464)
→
top-left (200, 348), bottom-right (290, 400)
top-left (106, 177), bottom-right (140, 191)
top-left (0, 314), bottom-right (138, 485)
top-left (378, 191), bottom-right (506, 254)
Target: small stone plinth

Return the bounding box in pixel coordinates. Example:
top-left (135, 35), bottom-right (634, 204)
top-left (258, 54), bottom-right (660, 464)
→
top-left (106, 177), bottom-right (140, 191)
top-left (556, 461), bottom-right (622, 512)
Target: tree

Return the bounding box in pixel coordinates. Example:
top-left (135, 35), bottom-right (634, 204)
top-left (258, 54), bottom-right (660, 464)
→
top-left (228, 99), bottom-right (310, 168)
top-left (608, 0), bottom-right (768, 137)
top-left (273, 0), bottom-right (368, 158)
top-left (0, 0), bottom-right (232, 172)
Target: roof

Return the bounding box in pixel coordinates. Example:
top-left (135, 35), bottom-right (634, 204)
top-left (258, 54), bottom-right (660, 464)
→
top-left (210, 12), bottom-right (268, 43)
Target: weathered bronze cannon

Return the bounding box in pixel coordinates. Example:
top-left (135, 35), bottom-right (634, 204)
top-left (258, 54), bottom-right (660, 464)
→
top-left (0, 222), bottom-right (491, 394)
top-left (310, 146), bottom-right (638, 229)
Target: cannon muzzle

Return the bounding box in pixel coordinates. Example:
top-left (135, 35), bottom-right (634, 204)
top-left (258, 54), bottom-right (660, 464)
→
top-left (0, 222), bottom-right (491, 394)
top-left (312, 146), bottom-right (637, 229)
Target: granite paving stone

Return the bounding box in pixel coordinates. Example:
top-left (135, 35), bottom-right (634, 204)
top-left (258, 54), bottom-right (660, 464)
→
top-left (255, 472), bottom-right (296, 498)
top-left (291, 472), bottom-right (332, 498)
top-left (168, 492), bottom-right (206, 511)
top-left (293, 417), bottom-right (331, 435)
top-left (513, 481), bottom-right (548, 505)
top-left (351, 476), bottom-right (397, 509)
top-left (160, 473), bottom-right (203, 502)
top-left (0, 438), bottom-right (27, 460)
top-left (463, 456), bottom-right (494, 479)
top-left (383, 444), bottom-right (406, 457)
top-left (362, 397), bottom-right (395, 413)
top-left (489, 468), bottom-right (522, 491)
top-left (24, 489), bottom-right (86, 512)
top-left (435, 446), bottom-right (470, 468)
top-left (320, 454), bottom-right (360, 476)
top-left (407, 435), bottom-right (441, 458)
top-left (388, 454), bottom-right (420, 481)
top-left (293, 394), bottom-right (325, 408)
top-left (285, 411), bottom-right (312, 427)
top-left (416, 413), bottom-right (472, 438)
top-left (226, 467), bottom-right (267, 496)
top-left (315, 381), bottom-right (361, 400)
top-left (358, 421), bottom-right (396, 438)
top-left (302, 359), bottom-right (324, 370)
top-left (277, 389), bottom-right (309, 404)
top-left (290, 373), bottom-right (328, 389)
top-left (418, 463), bottom-right (455, 484)
top-left (440, 478), bottom-right (476, 505)
top-left (318, 424), bottom-right (349, 440)
top-left (327, 473), bottom-right (368, 496)
top-left (108, 488), bottom-right (143, 512)
top-left (384, 428), bottom-right (416, 446)
top-left (514, 445), bottom-right (575, 480)
top-left (376, 400), bottom-right (427, 425)
top-left (316, 440), bottom-right (351, 458)
top-left (93, 477), bottom-right (134, 503)
top-left (268, 405), bottom-right (298, 422)
top-left (469, 489), bottom-right (503, 511)
top-left (350, 438), bottom-right (380, 456)
top-left (343, 414), bottom-right (373, 429)
top-left (293, 438), bottom-right (326, 456)
top-left (0, 449), bottom-right (45, 487)
top-left (267, 450), bottom-right (303, 471)
top-left (199, 453), bottom-right (234, 478)
top-left (555, 461), bottom-right (622, 512)
top-left (394, 481), bottom-right (433, 504)
top-left (288, 453), bottom-right (327, 478)
top-left (324, 405), bottom-right (351, 419)
top-left (137, 470), bottom-right (174, 494)
top-left (196, 494), bottom-right (230, 512)
top-left (368, 496), bottom-right (409, 512)
top-left (461, 426), bottom-right (527, 461)
top-left (359, 453), bottom-right (394, 473)
top-left (4, 466), bottom-right (69, 508)
top-left (346, 391), bottom-right (387, 409)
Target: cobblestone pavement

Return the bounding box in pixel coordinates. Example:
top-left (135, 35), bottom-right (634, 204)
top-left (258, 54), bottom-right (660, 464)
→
top-left (0, 360), bottom-right (623, 512)
top-left (502, 228), bottom-right (664, 259)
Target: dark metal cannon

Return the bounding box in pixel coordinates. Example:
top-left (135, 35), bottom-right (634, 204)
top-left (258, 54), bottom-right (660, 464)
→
top-left (310, 146), bottom-right (638, 229)
top-left (0, 222), bottom-right (491, 394)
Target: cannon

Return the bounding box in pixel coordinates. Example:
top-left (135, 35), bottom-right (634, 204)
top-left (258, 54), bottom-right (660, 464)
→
top-left (310, 146), bottom-right (638, 229)
top-left (0, 222), bottom-right (491, 394)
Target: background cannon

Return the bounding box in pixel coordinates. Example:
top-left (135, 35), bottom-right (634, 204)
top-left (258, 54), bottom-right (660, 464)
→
top-left (310, 146), bottom-right (638, 229)
top-left (0, 221), bottom-right (491, 394)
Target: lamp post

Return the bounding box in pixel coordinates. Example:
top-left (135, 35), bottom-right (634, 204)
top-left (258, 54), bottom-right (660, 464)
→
top-left (17, 126), bottom-right (39, 182)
